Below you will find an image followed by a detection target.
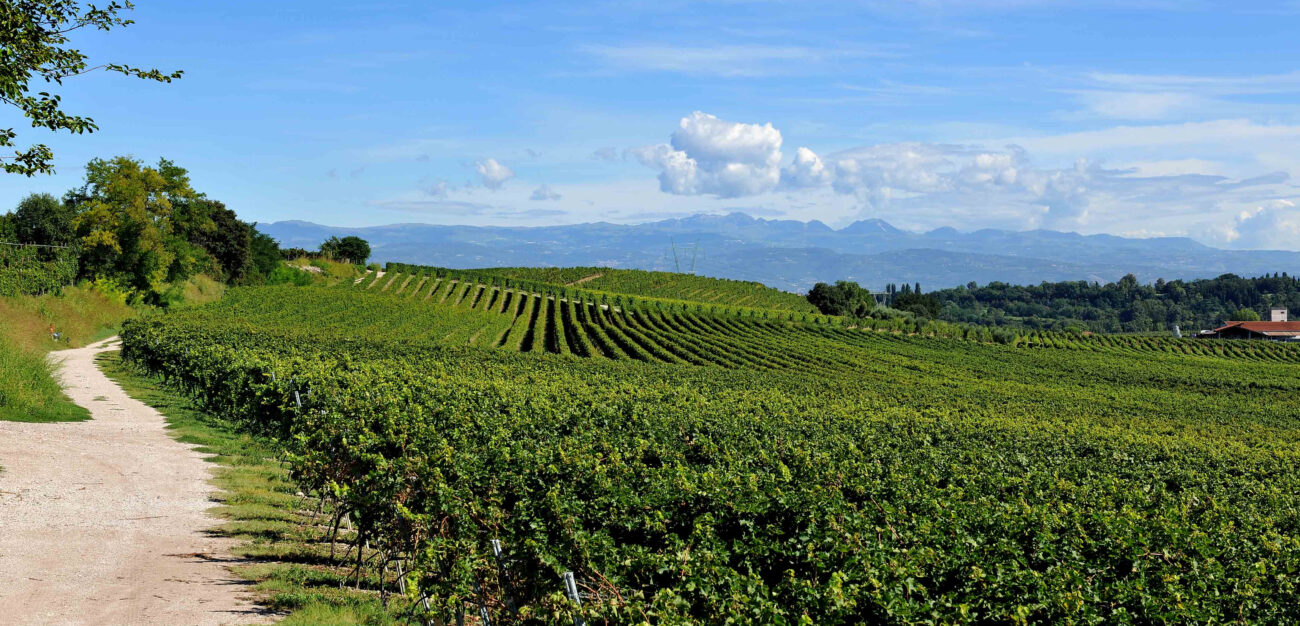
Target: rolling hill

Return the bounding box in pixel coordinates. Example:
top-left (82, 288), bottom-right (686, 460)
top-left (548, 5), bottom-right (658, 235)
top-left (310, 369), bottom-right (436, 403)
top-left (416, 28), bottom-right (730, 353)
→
top-left (260, 212), bottom-right (1300, 292)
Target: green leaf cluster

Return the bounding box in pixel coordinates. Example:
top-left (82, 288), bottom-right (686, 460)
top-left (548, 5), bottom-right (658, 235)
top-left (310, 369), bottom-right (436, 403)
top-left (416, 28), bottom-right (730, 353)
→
top-left (1, 1), bottom-right (181, 176)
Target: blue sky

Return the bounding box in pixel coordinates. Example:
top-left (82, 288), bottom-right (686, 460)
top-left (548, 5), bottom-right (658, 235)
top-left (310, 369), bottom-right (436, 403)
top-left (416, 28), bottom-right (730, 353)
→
top-left (4, 1), bottom-right (1300, 248)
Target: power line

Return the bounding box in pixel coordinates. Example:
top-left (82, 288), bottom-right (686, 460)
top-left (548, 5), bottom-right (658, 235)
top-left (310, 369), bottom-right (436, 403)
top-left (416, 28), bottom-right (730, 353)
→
top-left (0, 241), bottom-right (73, 250)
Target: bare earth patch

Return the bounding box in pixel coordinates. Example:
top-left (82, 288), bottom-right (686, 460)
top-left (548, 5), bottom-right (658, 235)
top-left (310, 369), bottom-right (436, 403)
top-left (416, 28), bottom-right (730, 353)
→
top-left (0, 338), bottom-right (270, 625)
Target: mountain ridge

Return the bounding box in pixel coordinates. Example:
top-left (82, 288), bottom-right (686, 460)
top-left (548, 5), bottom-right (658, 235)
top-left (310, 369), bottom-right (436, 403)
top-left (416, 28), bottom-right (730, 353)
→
top-left (259, 213), bottom-right (1300, 292)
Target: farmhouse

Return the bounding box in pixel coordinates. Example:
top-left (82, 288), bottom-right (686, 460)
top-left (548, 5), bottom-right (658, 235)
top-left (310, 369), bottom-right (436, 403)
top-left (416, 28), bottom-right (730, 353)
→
top-left (1199, 308), bottom-right (1300, 341)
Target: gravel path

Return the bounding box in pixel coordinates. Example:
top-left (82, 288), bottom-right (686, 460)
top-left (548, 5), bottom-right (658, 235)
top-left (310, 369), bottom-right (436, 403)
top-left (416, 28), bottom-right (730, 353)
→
top-left (0, 338), bottom-right (270, 625)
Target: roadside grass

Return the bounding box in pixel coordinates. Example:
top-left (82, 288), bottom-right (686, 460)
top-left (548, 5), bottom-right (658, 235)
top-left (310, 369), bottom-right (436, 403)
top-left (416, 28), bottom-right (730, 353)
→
top-left (0, 284), bottom-right (134, 352)
top-left (0, 341), bottom-right (90, 422)
top-left (0, 276), bottom-right (234, 424)
top-left (0, 285), bottom-right (133, 423)
top-left (97, 351), bottom-right (409, 625)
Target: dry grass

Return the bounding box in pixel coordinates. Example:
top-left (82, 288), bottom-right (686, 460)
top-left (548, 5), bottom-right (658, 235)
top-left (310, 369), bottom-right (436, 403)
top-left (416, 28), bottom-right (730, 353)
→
top-left (167, 274), bottom-right (227, 309)
top-left (0, 284), bottom-right (134, 352)
top-left (0, 285), bottom-right (135, 422)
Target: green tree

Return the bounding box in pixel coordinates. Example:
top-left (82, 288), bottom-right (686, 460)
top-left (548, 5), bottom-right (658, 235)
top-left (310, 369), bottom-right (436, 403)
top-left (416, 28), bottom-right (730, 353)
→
top-left (191, 201), bottom-right (253, 282)
top-left (1, 1), bottom-right (182, 176)
top-left (807, 280), bottom-right (875, 316)
top-left (11, 192), bottom-right (75, 247)
top-left (70, 156), bottom-right (200, 294)
top-left (0, 212), bottom-right (15, 241)
top-left (337, 235), bottom-right (371, 264)
top-left (893, 291), bottom-right (941, 318)
top-left (1229, 308), bottom-right (1261, 321)
top-left (248, 228), bottom-right (283, 279)
top-left (320, 235), bottom-right (371, 264)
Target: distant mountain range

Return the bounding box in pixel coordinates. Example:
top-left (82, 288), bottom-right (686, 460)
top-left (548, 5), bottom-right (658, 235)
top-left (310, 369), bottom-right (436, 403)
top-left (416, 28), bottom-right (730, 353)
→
top-left (259, 213), bottom-right (1300, 292)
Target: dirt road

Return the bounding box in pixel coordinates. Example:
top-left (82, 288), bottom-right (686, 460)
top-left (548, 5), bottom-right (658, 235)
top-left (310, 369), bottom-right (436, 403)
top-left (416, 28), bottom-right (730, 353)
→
top-left (0, 338), bottom-right (268, 625)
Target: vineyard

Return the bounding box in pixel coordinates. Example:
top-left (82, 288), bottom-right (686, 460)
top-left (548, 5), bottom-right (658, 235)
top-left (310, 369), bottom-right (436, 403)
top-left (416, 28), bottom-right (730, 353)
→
top-left (118, 275), bottom-right (1300, 624)
top-left (467, 266), bottom-right (819, 314)
top-left (0, 242), bottom-right (78, 296)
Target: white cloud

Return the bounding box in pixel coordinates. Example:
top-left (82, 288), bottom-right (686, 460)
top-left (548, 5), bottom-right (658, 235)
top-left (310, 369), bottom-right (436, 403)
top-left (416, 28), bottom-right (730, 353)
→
top-left (530, 184), bottom-right (562, 201)
top-left (1087, 70), bottom-right (1300, 96)
top-left (782, 147), bottom-right (832, 187)
top-left (829, 143), bottom-right (958, 197)
top-left (474, 158), bottom-right (514, 190)
top-left (420, 178), bottom-right (451, 197)
top-left (617, 112), bottom-right (1299, 242)
top-left (1117, 158), bottom-right (1226, 178)
top-left (1000, 119), bottom-right (1300, 158)
top-left (813, 141), bottom-right (1293, 229)
top-left (590, 147), bottom-right (619, 162)
top-left (1203, 200), bottom-right (1300, 250)
top-left (580, 44), bottom-right (885, 78)
top-left (1073, 91), bottom-right (1196, 120)
top-left (630, 111), bottom-right (783, 197)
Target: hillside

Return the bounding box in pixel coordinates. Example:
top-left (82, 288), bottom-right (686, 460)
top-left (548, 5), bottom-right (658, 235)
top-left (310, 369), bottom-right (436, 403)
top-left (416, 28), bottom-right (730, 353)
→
top-left (470, 266), bottom-right (818, 313)
top-left (259, 213), bottom-right (1300, 291)
top-left (117, 269), bottom-right (1300, 623)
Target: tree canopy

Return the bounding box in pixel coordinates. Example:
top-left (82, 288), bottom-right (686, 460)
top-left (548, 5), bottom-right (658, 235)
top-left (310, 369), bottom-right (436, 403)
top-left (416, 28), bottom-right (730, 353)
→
top-left (807, 280), bottom-right (877, 317)
top-left (2, 155), bottom-right (294, 301)
top-left (69, 156), bottom-right (201, 293)
top-left (320, 235), bottom-right (371, 265)
top-left (1229, 308), bottom-right (1262, 322)
top-left (11, 192), bottom-right (75, 248)
top-left (929, 273), bottom-right (1300, 333)
top-left (1, 1), bottom-right (181, 175)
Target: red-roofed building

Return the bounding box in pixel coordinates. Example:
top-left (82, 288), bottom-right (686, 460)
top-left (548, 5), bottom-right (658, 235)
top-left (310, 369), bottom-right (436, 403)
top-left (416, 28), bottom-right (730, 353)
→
top-left (1199, 318), bottom-right (1300, 341)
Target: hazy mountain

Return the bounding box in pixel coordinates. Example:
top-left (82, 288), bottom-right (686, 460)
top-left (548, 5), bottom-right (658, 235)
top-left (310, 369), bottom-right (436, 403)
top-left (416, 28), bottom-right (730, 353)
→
top-left (259, 213), bottom-right (1300, 292)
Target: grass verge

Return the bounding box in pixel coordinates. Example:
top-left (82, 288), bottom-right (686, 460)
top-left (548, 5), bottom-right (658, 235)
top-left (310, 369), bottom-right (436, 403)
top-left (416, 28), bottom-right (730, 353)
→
top-left (0, 341), bottom-right (90, 422)
top-left (0, 284), bottom-right (134, 422)
top-left (97, 351), bottom-right (409, 625)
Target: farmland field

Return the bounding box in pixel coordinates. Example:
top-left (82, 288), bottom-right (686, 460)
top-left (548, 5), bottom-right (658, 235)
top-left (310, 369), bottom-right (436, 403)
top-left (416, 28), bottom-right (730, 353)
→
top-left (120, 271), bottom-right (1300, 624)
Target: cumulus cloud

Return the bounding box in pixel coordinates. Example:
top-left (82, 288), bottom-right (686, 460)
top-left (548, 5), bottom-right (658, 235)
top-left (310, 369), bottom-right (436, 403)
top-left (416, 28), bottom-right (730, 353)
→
top-left (829, 143), bottom-right (958, 197)
top-left (794, 141), bottom-right (1289, 229)
top-left (530, 184), bottom-right (562, 201)
top-left (475, 158), bottom-right (514, 190)
top-left (630, 111), bottom-right (783, 198)
top-left (782, 147), bottom-right (832, 187)
top-left (613, 114), bottom-right (1296, 246)
top-left (1204, 200), bottom-right (1300, 250)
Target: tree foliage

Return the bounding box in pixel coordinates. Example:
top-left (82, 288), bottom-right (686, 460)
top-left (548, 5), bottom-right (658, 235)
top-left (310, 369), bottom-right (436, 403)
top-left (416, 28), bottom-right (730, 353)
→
top-left (1, 1), bottom-right (181, 175)
top-left (931, 272), bottom-right (1300, 333)
top-left (69, 156), bottom-right (200, 293)
top-left (320, 235), bottom-right (370, 265)
top-left (0, 241), bottom-right (75, 295)
top-left (11, 192), bottom-right (75, 247)
top-left (1229, 307), bottom-right (1261, 321)
top-left (806, 280), bottom-right (876, 316)
top-left (1, 155), bottom-right (290, 299)
top-left (892, 290), bottom-right (941, 318)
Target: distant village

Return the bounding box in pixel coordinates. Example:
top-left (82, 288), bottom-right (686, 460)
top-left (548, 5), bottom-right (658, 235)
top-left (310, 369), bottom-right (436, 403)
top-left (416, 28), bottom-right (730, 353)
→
top-left (1199, 308), bottom-right (1300, 342)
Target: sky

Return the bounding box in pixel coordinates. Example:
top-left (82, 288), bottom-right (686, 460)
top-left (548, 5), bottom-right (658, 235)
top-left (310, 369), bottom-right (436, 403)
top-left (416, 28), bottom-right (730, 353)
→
top-left (3, 0), bottom-right (1300, 249)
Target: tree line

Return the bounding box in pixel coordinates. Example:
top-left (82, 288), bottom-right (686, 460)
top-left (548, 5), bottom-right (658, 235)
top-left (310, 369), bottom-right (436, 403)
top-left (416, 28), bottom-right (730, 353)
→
top-left (806, 273), bottom-right (1300, 334)
top-left (0, 156), bottom-right (370, 303)
top-left (806, 280), bottom-right (941, 319)
top-left (928, 273), bottom-right (1300, 333)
